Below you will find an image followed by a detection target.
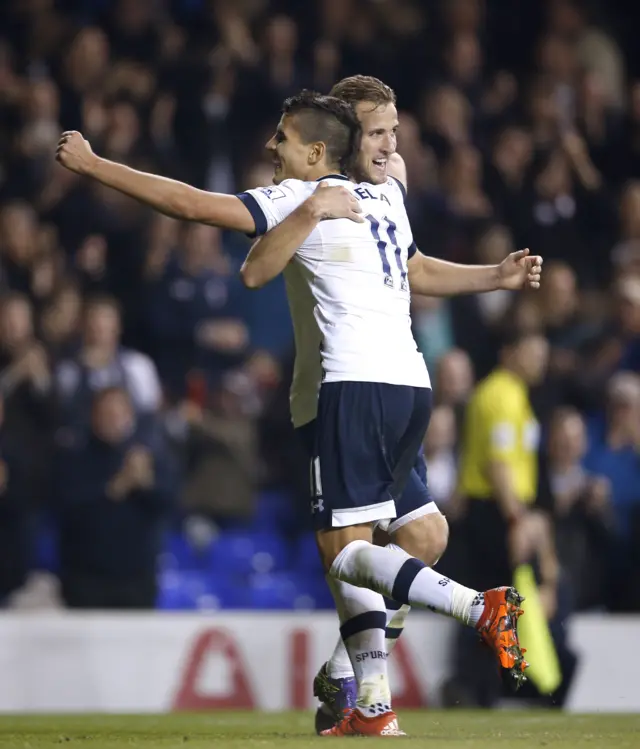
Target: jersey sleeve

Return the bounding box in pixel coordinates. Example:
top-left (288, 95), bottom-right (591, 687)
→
top-left (236, 180), bottom-right (308, 237)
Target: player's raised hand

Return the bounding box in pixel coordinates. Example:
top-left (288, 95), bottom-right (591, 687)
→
top-left (55, 131), bottom-right (98, 176)
top-left (498, 248), bottom-right (543, 291)
top-left (310, 183), bottom-right (364, 223)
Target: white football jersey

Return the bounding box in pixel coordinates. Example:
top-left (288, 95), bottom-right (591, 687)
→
top-left (239, 175), bottom-right (430, 427)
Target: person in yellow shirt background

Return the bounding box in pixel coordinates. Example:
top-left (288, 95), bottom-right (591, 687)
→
top-left (441, 327), bottom-right (576, 708)
top-left (458, 327), bottom-right (552, 592)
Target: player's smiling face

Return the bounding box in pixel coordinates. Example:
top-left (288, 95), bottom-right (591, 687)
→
top-left (354, 101), bottom-right (398, 184)
top-left (266, 115), bottom-right (314, 184)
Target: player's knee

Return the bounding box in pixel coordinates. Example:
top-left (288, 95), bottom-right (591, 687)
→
top-left (316, 525), bottom-right (374, 573)
top-left (391, 512), bottom-right (449, 567)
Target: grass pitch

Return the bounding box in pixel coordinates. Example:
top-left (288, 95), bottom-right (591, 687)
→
top-left (1, 711), bottom-right (639, 748)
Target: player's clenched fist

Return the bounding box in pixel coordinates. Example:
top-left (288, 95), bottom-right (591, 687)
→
top-left (55, 131), bottom-right (97, 176)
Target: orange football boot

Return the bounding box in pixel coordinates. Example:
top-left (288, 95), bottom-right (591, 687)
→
top-left (320, 709), bottom-right (406, 737)
top-left (476, 586), bottom-right (528, 688)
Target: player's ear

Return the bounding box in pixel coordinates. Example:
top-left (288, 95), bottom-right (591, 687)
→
top-left (308, 141), bottom-right (325, 166)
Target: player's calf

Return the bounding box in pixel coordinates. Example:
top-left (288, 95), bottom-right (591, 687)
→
top-left (323, 577), bottom-right (394, 721)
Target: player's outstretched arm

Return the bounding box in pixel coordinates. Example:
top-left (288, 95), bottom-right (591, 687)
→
top-left (56, 131), bottom-right (256, 234)
top-left (407, 249), bottom-right (542, 297)
top-left (240, 182), bottom-right (362, 289)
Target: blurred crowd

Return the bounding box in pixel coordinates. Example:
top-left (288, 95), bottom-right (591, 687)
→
top-left (0, 0), bottom-right (639, 613)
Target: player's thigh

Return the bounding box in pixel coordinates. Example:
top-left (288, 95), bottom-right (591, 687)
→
top-left (315, 523), bottom-right (375, 572)
top-left (296, 419), bottom-right (377, 570)
top-left (385, 457), bottom-right (449, 566)
top-left (391, 511), bottom-right (449, 567)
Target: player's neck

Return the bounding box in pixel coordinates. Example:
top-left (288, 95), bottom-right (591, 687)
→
top-left (306, 163), bottom-right (346, 181)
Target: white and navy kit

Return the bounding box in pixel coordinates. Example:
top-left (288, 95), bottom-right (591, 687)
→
top-left (238, 175), bottom-right (438, 530)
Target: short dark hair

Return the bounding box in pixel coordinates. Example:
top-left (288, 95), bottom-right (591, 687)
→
top-left (93, 385), bottom-right (130, 405)
top-left (0, 290), bottom-right (32, 311)
top-left (500, 324), bottom-right (542, 351)
top-left (282, 89), bottom-right (361, 175)
top-left (84, 293), bottom-right (121, 317)
top-left (330, 75), bottom-right (396, 108)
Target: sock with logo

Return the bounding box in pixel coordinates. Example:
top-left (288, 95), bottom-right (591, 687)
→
top-left (326, 577), bottom-right (392, 716)
top-left (330, 540), bottom-right (484, 627)
top-left (325, 602), bottom-right (410, 679)
top-left (326, 543), bottom-right (412, 678)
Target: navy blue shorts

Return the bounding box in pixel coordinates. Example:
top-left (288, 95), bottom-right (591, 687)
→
top-left (296, 382), bottom-right (438, 530)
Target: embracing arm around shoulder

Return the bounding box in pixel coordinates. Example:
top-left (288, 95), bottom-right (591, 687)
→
top-left (240, 182), bottom-right (362, 289)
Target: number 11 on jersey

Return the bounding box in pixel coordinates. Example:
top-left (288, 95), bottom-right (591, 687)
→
top-left (365, 215), bottom-right (409, 291)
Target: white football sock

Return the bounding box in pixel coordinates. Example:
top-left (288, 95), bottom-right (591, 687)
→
top-left (384, 544), bottom-right (411, 652)
top-left (326, 576), bottom-right (392, 715)
top-left (330, 540), bottom-right (484, 627)
top-left (326, 637), bottom-right (352, 680)
top-left (326, 542), bottom-right (412, 678)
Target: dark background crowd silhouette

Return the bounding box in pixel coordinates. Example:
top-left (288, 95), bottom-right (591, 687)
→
top-left (0, 0), bottom-right (639, 624)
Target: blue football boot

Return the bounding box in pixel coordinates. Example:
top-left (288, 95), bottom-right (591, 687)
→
top-left (313, 662), bottom-right (357, 735)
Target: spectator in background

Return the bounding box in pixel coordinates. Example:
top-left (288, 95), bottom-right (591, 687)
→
top-left (13, 78), bottom-right (62, 200)
top-left (617, 276), bottom-right (640, 372)
top-left (546, 0), bottom-right (626, 110)
top-left (574, 70), bottom-right (621, 179)
top-left (55, 294), bottom-right (161, 434)
top-left (74, 234), bottom-right (112, 296)
top-left (421, 85), bottom-right (471, 162)
top-left (579, 276), bottom-right (640, 407)
top-left (54, 387), bottom-right (176, 609)
top-left (40, 281), bottom-right (82, 360)
top-left (423, 404), bottom-right (457, 510)
top-left (58, 27), bottom-right (111, 129)
top-left (517, 132), bottom-right (612, 283)
top-left (0, 392), bottom-right (37, 605)
top-left (615, 85), bottom-right (640, 183)
top-left (544, 406), bottom-right (613, 611)
top-left (0, 293), bottom-right (53, 509)
top-left (412, 295), bottom-right (455, 376)
top-left (434, 348), bottom-right (475, 439)
top-left (535, 261), bottom-right (601, 408)
top-left (0, 202), bottom-right (43, 297)
top-left (442, 30), bottom-right (485, 109)
top-left (485, 126), bottom-right (534, 231)
top-left (611, 181), bottom-right (640, 276)
top-left (439, 143), bottom-right (493, 260)
top-left (584, 372), bottom-right (640, 610)
top-left (174, 368), bottom-right (260, 526)
top-left (144, 222), bottom-right (249, 399)
top-left (450, 224), bottom-right (516, 378)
